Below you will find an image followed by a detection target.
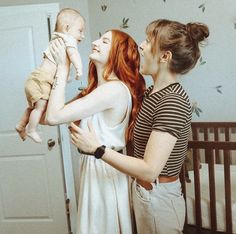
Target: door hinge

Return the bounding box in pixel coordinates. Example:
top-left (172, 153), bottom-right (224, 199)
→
top-left (66, 198), bottom-right (73, 234)
top-left (47, 15), bottom-right (52, 41)
top-left (58, 137), bottom-right (61, 145)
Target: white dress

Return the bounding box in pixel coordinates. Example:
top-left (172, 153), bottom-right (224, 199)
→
top-left (76, 82), bottom-right (133, 234)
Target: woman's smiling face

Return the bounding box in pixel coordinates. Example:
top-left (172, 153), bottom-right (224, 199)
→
top-left (89, 31), bottom-right (112, 66)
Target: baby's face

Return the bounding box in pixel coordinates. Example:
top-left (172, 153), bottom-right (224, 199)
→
top-left (67, 17), bottom-right (85, 42)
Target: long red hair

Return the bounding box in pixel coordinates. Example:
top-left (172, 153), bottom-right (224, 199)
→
top-left (73, 30), bottom-right (146, 142)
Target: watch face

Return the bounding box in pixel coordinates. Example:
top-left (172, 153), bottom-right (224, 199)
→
top-left (95, 145), bottom-right (106, 159)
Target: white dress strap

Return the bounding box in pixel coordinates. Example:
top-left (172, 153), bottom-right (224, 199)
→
top-left (119, 81), bottom-right (132, 126)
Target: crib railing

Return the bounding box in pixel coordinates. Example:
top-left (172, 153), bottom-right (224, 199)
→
top-left (180, 122), bottom-right (236, 233)
top-left (191, 122), bottom-right (236, 164)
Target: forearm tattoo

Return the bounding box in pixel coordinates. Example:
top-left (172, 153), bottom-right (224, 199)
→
top-left (52, 76), bottom-right (59, 90)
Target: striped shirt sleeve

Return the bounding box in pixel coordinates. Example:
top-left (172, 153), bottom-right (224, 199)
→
top-left (152, 93), bottom-right (190, 138)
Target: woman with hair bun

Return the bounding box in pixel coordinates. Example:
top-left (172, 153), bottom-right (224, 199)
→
top-left (45, 30), bottom-right (146, 234)
top-left (70, 19), bottom-right (209, 233)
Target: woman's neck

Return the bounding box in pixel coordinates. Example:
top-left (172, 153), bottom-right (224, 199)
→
top-left (96, 65), bottom-right (118, 86)
top-left (151, 70), bottom-right (177, 93)
top-left (95, 65), bottom-right (106, 86)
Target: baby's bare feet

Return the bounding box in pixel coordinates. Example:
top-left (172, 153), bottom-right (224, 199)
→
top-left (15, 124), bottom-right (27, 141)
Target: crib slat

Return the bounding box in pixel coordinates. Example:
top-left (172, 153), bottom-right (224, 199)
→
top-left (214, 127), bottom-right (220, 164)
top-left (224, 150), bottom-right (232, 234)
top-left (203, 127), bottom-right (208, 141)
top-left (192, 149), bottom-right (202, 229)
top-left (225, 127), bottom-right (232, 165)
top-left (179, 165), bottom-right (187, 224)
top-left (192, 125), bottom-right (198, 140)
top-left (180, 165), bottom-right (186, 200)
top-left (204, 128), bottom-right (209, 163)
top-left (207, 149), bottom-right (217, 232)
top-left (225, 127), bottom-right (230, 141)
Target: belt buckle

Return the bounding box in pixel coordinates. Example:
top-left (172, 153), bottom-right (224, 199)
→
top-left (136, 179), bottom-right (153, 190)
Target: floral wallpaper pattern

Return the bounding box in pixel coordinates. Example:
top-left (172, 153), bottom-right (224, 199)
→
top-left (88, 0), bottom-right (236, 121)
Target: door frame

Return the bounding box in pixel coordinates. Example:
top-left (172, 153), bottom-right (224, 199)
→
top-left (0, 3), bottom-right (77, 234)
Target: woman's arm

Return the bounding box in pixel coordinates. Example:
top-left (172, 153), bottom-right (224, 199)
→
top-left (70, 122), bottom-right (177, 182)
top-left (103, 131), bottom-right (177, 182)
top-left (45, 39), bottom-right (128, 125)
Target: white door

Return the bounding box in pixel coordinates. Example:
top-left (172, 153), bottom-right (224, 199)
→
top-left (0, 6), bottom-right (70, 234)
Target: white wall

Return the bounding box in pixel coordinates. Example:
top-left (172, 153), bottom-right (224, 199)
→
top-left (88, 0), bottom-right (236, 121)
top-left (0, 0), bottom-right (84, 11)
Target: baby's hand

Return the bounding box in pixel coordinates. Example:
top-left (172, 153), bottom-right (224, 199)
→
top-left (49, 38), bottom-right (68, 67)
top-left (53, 32), bottom-right (67, 41)
top-left (54, 32), bottom-right (77, 48)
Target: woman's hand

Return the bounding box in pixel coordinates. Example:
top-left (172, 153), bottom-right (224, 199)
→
top-left (49, 38), bottom-right (69, 67)
top-left (69, 122), bottom-right (101, 154)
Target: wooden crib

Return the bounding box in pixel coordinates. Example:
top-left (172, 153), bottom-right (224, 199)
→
top-left (180, 122), bottom-right (236, 234)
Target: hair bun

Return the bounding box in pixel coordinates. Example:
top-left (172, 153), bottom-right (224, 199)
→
top-left (186, 23), bottom-right (209, 43)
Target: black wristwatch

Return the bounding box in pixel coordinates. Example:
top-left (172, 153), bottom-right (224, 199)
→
top-left (94, 145), bottom-right (106, 159)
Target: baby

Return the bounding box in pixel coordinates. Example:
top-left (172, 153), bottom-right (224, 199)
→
top-left (15, 8), bottom-right (85, 143)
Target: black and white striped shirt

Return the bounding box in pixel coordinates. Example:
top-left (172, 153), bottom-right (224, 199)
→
top-left (133, 83), bottom-right (192, 176)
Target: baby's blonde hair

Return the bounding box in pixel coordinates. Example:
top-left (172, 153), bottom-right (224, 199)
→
top-left (55, 8), bottom-right (84, 32)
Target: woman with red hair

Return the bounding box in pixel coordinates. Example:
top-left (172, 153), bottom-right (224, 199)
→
top-left (46, 30), bottom-right (145, 234)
